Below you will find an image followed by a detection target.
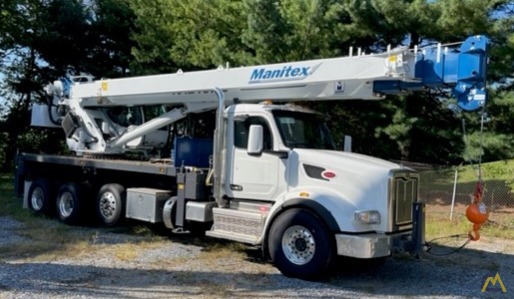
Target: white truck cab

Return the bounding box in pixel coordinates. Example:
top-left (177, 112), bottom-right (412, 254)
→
top-left (211, 103), bottom-right (419, 270)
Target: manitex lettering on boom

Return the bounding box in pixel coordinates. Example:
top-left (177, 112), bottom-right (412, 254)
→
top-left (249, 63), bottom-right (321, 83)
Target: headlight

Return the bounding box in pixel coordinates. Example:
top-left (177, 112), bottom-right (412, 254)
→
top-left (355, 210), bottom-right (381, 224)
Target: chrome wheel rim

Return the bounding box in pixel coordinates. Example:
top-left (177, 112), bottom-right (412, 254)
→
top-left (58, 192), bottom-right (74, 217)
top-left (281, 225), bottom-right (316, 265)
top-left (30, 187), bottom-right (44, 211)
top-left (99, 192), bottom-right (117, 220)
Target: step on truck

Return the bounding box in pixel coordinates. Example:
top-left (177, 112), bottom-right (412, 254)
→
top-left (15, 35), bottom-right (488, 279)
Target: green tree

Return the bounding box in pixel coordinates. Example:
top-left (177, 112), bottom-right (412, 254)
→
top-left (0, 0), bottom-right (137, 170)
top-left (0, 0), bottom-right (47, 171)
top-left (33, 0), bottom-right (93, 77)
top-left (455, 1), bottom-right (514, 163)
top-left (339, 0), bottom-right (514, 164)
top-left (462, 88), bottom-right (514, 163)
top-left (243, 0), bottom-right (346, 63)
top-left (88, 0), bottom-right (136, 77)
top-left (130, 0), bottom-right (250, 73)
top-left (2, 0), bottom-right (511, 168)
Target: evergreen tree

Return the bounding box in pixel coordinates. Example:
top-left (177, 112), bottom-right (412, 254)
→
top-left (130, 0), bottom-right (250, 73)
top-left (0, 0), bottom-right (137, 169)
top-left (1, 0), bottom-right (513, 167)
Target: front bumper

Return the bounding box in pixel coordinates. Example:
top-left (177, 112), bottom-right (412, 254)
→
top-left (335, 231), bottom-right (413, 259)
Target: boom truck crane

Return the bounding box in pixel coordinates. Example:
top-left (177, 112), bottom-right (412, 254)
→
top-left (15, 35), bottom-right (488, 279)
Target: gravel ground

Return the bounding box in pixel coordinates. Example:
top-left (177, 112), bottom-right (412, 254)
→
top-left (1, 215), bottom-right (513, 299)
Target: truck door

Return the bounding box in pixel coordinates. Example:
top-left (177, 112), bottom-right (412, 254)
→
top-left (227, 116), bottom-right (281, 201)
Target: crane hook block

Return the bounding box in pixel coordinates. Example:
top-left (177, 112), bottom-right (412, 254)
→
top-left (466, 201), bottom-right (488, 225)
top-left (465, 180), bottom-right (489, 241)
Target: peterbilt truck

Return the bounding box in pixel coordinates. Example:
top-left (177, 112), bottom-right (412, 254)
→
top-left (15, 35), bottom-right (488, 279)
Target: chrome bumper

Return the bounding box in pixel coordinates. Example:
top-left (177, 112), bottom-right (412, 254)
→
top-left (335, 232), bottom-right (412, 259)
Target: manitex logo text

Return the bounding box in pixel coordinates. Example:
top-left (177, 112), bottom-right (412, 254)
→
top-left (482, 273), bottom-right (507, 293)
top-left (249, 63), bottom-right (321, 83)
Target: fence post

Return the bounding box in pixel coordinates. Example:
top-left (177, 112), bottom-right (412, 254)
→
top-left (490, 189), bottom-right (494, 215)
top-left (450, 168), bottom-right (458, 221)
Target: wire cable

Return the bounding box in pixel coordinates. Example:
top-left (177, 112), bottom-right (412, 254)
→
top-left (424, 234), bottom-right (472, 256)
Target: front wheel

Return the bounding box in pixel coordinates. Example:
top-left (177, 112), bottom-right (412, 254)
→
top-left (268, 208), bottom-right (335, 280)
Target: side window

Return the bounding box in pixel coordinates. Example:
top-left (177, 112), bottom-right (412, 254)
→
top-left (234, 117), bottom-right (273, 150)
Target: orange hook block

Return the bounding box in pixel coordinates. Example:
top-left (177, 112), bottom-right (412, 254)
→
top-left (465, 180), bottom-right (488, 241)
top-left (466, 201), bottom-right (488, 225)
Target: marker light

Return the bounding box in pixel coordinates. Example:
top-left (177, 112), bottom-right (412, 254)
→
top-left (322, 171), bottom-right (336, 179)
top-left (355, 210), bottom-right (381, 224)
top-left (299, 191), bottom-right (310, 198)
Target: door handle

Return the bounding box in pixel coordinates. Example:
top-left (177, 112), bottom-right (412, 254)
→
top-left (230, 184), bottom-right (243, 191)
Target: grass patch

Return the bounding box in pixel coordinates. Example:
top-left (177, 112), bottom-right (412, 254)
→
top-left (0, 173), bottom-right (169, 261)
top-left (420, 160), bottom-right (514, 199)
top-left (0, 174), bottom-right (33, 220)
top-left (108, 241), bottom-right (166, 261)
top-left (425, 207), bottom-right (514, 241)
top-left (198, 242), bottom-right (247, 263)
top-left (457, 160), bottom-right (514, 190)
top-left (422, 160), bottom-right (514, 188)
top-left (420, 160), bottom-right (514, 233)
top-left (426, 216), bottom-right (470, 240)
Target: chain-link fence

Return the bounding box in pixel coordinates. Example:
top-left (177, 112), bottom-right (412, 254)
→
top-left (394, 160), bottom-right (514, 229)
top-left (406, 164), bottom-right (514, 228)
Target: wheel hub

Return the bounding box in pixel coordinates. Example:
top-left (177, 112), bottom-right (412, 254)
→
top-left (99, 192), bottom-right (116, 218)
top-left (295, 238), bottom-right (307, 251)
top-left (59, 192), bottom-right (74, 217)
top-left (282, 225), bottom-right (316, 265)
top-left (31, 188), bottom-right (44, 210)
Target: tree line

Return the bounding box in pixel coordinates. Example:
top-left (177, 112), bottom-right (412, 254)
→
top-left (1, 0), bottom-right (513, 171)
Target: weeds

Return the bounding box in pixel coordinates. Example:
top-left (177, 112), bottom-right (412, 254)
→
top-left (425, 206), bottom-right (514, 241)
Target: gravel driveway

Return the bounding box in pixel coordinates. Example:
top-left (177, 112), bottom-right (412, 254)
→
top-left (1, 215), bottom-right (513, 299)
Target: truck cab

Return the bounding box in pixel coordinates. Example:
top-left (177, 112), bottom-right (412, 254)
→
top-left (199, 102), bottom-right (421, 278)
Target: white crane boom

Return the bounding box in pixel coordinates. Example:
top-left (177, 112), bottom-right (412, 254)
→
top-left (34, 35), bottom-right (488, 154)
top-left (71, 47), bottom-right (411, 108)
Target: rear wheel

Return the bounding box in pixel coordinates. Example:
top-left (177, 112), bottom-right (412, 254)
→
top-left (27, 179), bottom-right (54, 215)
top-left (96, 184), bottom-right (125, 226)
top-left (56, 183), bottom-right (84, 225)
top-left (269, 208), bottom-right (335, 280)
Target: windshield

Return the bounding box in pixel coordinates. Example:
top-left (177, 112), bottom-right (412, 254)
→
top-left (273, 110), bottom-right (336, 150)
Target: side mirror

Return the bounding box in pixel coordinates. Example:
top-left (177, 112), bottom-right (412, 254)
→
top-left (247, 125), bottom-right (263, 155)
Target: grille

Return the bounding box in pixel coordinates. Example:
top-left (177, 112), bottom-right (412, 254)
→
top-left (394, 175), bottom-right (418, 225)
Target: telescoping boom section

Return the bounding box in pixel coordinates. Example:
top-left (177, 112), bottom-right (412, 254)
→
top-left (37, 35), bottom-right (488, 154)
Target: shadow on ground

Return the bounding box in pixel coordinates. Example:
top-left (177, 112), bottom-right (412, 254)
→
top-left (1, 240), bottom-right (512, 298)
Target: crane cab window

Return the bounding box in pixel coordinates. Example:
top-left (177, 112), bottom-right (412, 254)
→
top-left (234, 117), bottom-right (273, 150)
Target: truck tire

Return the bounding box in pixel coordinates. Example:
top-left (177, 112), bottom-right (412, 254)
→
top-left (96, 184), bottom-right (125, 226)
top-left (56, 183), bottom-right (84, 225)
top-left (28, 179), bottom-right (54, 215)
top-left (268, 208), bottom-right (335, 280)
